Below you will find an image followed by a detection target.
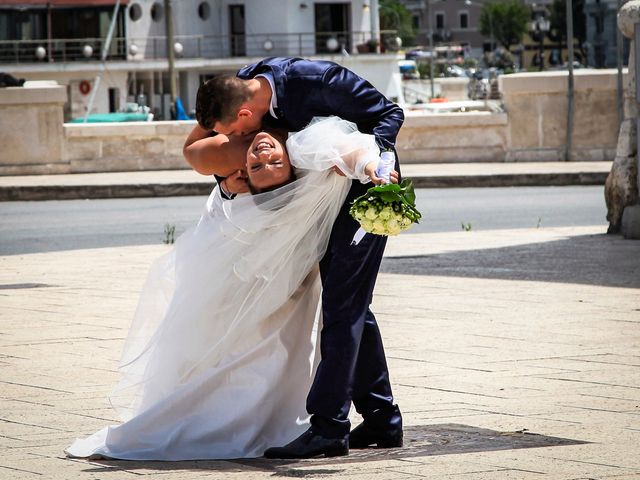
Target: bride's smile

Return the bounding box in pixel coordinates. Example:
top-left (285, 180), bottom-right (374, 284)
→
top-left (246, 131), bottom-right (295, 193)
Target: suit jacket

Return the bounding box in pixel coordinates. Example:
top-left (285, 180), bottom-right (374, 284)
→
top-left (237, 57), bottom-right (404, 152)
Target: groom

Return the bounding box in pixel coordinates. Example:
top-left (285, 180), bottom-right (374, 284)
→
top-left (194, 57), bottom-right (404, 459)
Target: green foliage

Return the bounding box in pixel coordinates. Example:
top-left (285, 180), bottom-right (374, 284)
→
top-left (461, 221), bottom-right (473, 231)
top-left (163, 223), bottom-right (176, 244)
top-left (379, 0), bottom-right (415, 47)
top-left (479, 0), bottom-right (530, 49)
top-left (417, 62), bottom-right (447, 79)
top-left (349, 179), bottom-right (422, 236)
top-left (483, 47), bottom-right (516, 70)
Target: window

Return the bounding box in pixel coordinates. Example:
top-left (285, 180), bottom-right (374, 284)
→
top-left (314, 3), bottom-right (350, 54)
top-left (435, 12), bottom-right (444, 30)
top-left (198, 2), bottom-right (210, 21)
top-left (459, 11), bottom-right (469, 29)
top-left (412, 14), bottom-right (420, 30)
top-left (129, 3), bottom-right (142, 22)
top-left (151, 2), bottom-right (163, 22)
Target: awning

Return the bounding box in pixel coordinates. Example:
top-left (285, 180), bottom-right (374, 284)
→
top-left (0, 1), bottom-right (129, 6)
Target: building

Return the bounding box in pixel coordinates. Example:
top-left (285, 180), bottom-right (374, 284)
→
top-left (399, 0), bottom-right (488, 56)
top-left (0, 0), bottom-right (400, 120)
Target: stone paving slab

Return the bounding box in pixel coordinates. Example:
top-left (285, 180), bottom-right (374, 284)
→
top-left (1, 225), bottom-right (639, 479)
top-left (0, 162), bottom-right (613, 201)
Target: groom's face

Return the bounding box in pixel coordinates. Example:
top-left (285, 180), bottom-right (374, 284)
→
top-left (246, 132), bottom-right (293, 192)
top-left (214, 108), bottom-right (261, 137)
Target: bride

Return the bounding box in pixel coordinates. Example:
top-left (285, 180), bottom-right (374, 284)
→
top-left (65, 117), bottom-right (387, 460)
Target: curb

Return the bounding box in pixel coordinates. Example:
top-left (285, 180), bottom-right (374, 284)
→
top-left (411, 172), bottom-right (608, 189)
top-left (0, 172), bottom-right (608, 202)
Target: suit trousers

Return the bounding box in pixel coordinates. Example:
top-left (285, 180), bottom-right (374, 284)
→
top-left (306, 181), bottom-right (395, 437)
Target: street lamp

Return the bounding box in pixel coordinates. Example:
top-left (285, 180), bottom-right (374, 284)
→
top-left (530, 15), bottom-right (551, 71)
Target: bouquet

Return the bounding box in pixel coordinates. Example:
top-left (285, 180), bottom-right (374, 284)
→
top-left (349, 179), bottom-right (422, 236)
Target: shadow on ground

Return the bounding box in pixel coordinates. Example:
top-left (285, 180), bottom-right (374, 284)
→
top-left (74, 423), bottom-right (587, 477)
top-left (381, 233), bottom-right (640, 289)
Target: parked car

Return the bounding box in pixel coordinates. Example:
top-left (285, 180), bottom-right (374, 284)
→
top-left (398, 59), bottom-right (420, 80)
top-left (405, 48), bottom-right (434, 61)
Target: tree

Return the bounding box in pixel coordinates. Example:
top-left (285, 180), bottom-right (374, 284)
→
top-left (379, 0), bottom-right (415, 47)
top-left (548, 0), bottom-right (587, 63)
top-left (479, 0), bottom-right (530, 50)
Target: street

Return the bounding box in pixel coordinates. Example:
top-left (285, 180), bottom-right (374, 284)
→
top-left (0, 186), bottom-right (607, 255)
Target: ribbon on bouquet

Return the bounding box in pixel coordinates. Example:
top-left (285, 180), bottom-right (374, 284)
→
top-left (351, 151), bottom-right (396, 246)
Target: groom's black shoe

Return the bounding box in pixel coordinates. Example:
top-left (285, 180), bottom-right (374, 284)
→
top-left (263, 428), bottom-right (348, 459)
top-left (349, 404), bottom-right (403, 449)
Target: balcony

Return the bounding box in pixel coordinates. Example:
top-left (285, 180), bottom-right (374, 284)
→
top-left (0, 30), bottom-right (399, 65)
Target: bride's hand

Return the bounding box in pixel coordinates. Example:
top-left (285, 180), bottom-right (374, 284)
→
top-left (222, 170), bottom-right (249, 194)
top-left (365, 162), bottom-right (399, 185)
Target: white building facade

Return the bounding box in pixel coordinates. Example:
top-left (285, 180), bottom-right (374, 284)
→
top-left (1, 0), bottom-right (402, 121)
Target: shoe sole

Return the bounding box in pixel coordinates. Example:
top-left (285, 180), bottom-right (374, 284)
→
top-left (264, 447), bottom-right (349, 459)
top-left (324, 447), bottom-right (349, 457)
top-left (350, 439), bottom-right (403, 449)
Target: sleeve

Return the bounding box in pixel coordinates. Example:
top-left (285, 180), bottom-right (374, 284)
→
top-left (286, 117), bottom-right (380, 183)
top-left (321, 65), bottom-right (405, 152)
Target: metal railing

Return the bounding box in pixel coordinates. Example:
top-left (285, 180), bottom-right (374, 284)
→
top-left (0, 30), bottom-right (399, 64)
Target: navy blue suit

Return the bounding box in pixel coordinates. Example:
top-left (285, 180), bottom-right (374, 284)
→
top-left (237, 57), bottom-right (404, 437)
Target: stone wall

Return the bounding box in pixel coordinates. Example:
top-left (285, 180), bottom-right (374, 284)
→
top-left (0, 85), bottom-right (67, 174)
top-left (397, 112), bottom-right (509, 163)
top-left (0, 71), bottom-right (626, 175)
top-left (501, 69), bottom-right (624, 162)
top-left (64, 121), bottom-right (192, 174)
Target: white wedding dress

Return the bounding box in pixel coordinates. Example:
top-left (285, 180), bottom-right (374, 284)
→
top-left (65, 117), bottom-right (380, 460)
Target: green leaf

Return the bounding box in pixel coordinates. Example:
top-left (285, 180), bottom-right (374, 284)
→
top-left (369, 183), bottom-right (401, 194)
top-left (400, 180), bottom-right (416, 205)
top-left (379, 192), bottom-right (402, 203)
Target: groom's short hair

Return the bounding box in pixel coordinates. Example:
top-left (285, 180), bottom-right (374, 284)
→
top-left (195, 76), bottom-right (251, 129)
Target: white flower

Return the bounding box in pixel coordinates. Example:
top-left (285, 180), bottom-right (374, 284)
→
top-left (400, 217), bottom-right (412, 228)
top-left (378, 207), bottom-right (392, 220)
top-left (361, 218), bottom-right (374, 232)
top-left (365, 208), bottom-right (378, 220)
top-left (387, 223), bottom-right (402, 235)
top-left (373, 219), bottom-right (385, 231)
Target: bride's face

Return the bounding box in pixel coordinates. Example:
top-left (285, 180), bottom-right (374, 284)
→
top-left (246, 131), bottom-right (294, 193)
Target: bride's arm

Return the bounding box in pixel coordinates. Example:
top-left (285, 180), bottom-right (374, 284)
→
top-left (287, 117), bottom-right (383, 183)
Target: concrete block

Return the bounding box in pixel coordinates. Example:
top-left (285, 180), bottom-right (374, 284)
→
top-left (65, 122), bottom-right (156, 138)
top-left (0, 85), bottom-right (66, 105)
top-left (504, 96), bottom-right (542, 149)
top-left (507, 148), bottom-right (564, 162)
top-left (539, 93), bottom-right (568, 148)
top-left (621, 203), bottom-right (640, 239)
top-left (155, 121), bottom-right (196, 136)
top-left (0, 104), bottom-right (64, 166)
top-left (573, 90), bottom-right (620, 148)
top-left (64, 137), bottom-right (101, 162)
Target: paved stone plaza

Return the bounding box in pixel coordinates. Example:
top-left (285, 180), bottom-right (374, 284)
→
top-left (1, 225), bottom-right (639, 479)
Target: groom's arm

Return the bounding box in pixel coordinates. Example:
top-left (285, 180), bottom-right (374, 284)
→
top-left (183, 125), bottom-right (248, 177)
top-left (183, 124), bottom-right (226, 176)
top-left (320, 65), bottom-right (404, 152)
top-left (183, 125), bottom-right (250, 195)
